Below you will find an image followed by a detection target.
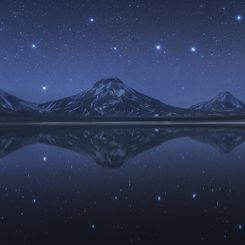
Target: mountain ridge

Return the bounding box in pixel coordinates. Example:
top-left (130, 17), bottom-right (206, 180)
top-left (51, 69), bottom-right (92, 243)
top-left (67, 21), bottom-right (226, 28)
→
top-left (0, 78), bottom-right (245, 120)
top-left (0, 88), bottom-right (38, 115)
top-left (39, 78), bottom-right (190, 118)
top-left (191, 91), bottom-right (245, 113)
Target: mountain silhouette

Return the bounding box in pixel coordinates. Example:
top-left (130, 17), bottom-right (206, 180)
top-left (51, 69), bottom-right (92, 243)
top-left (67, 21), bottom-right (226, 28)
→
top-left (191, 91), bottom-right (245, 113)
top-left (0, 89), bottom-right (37, 115)
top-left (0, 78), bottom-right (245, 121)
top-left (39, 78), bottom-right (189, 118)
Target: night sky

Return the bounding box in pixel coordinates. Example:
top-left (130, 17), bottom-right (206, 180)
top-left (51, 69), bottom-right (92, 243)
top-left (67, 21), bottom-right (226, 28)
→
top-left (1, 0), bottom-right (245, 107)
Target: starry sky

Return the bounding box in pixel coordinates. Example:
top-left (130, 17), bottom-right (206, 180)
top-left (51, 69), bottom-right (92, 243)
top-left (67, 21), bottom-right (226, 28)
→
top-left (1, 0), bottom-right (245, 107)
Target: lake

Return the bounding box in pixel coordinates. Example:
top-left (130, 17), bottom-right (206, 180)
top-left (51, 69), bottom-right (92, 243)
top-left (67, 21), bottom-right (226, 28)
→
top-left (0, 126), bottom-right (244, 244)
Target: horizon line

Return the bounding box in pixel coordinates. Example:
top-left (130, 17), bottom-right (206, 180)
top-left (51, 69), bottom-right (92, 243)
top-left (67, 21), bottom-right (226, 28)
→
top-left (1, 120), bottom-right (245, 127)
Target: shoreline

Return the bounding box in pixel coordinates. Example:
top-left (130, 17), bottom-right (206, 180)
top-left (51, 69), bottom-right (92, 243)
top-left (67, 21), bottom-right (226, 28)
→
top-left (0, 120), bottom-right (245, 126)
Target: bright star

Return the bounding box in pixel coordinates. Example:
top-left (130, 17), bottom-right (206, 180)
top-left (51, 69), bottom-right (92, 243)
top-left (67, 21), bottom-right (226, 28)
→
top-left (192, 193), bottom-right (197, 199)
top-left (43, 156), bottom-right (47, 162)
top-left (31, 44), bottom-right (36, 49)
top-left (236, 15), bottom-right (242, 21)
top-left (42, 86), bottom-right (47, 91)
top-left (32, 198), bottom-right (37, 204)
top-left (91, 224), bottom-right (95, 229)
top-left (191, 47), bottom-right (197, 53)
top-left (113, 46), bottom-right (117, 51)
top-left (157, 195), bottom-right (161, 201)
top-left (89, 17), bottom-right (95, 23)
top-left (156, 45), bottom-right (161, 50)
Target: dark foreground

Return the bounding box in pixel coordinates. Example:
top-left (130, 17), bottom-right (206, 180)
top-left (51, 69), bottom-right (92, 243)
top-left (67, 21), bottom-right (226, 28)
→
top-left (0, 125), bottom-right (244, 244)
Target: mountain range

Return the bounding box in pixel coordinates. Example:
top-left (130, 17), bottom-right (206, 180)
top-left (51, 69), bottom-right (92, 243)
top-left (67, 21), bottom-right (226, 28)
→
top-left (0, 78), bottom-right (245, 121)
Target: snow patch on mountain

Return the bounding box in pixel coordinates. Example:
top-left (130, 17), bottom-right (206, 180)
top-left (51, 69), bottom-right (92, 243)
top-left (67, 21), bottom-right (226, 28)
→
top-left (1, 79), bottom-right (245, 120)
top-left (40, 78), bottom-right (189, 118)
top-left (191, 91), bottom-right (245, 113)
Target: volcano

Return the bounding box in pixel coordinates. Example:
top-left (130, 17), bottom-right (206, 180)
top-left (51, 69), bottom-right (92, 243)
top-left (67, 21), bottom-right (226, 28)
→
top-left (40, 78), bottom-right (189, 118)
top-left (191, 92), bottom-right (245, 113)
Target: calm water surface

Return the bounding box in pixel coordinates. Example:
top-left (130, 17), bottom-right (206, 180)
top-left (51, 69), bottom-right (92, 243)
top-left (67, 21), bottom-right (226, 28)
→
top-left (0, 126), bottom-right (244, 244)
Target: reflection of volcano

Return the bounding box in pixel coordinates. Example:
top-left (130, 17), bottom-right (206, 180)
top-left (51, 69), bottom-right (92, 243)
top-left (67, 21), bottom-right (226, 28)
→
top-left (190, 129), bottom-right (245, 153)
top-left (0, 126), bottom-right (244, 167)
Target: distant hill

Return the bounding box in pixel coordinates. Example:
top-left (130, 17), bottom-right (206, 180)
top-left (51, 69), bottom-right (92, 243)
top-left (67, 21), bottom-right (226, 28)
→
top-left (191, 91), bottom-right (245, 113)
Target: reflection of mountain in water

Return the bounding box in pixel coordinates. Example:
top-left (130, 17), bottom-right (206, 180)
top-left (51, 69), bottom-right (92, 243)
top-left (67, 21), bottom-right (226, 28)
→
top-left (190, 129), bottom-right (245, 153)
top-left (0, 126), bottom-right (245, 167)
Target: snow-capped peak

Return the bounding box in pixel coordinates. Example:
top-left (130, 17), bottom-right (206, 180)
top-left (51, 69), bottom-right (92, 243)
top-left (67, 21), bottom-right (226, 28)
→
top-left (0, 88), bottom-right (38, 113)
top-left (94, 78), bottom-right (124, 87)
top-left (213, 91), bottom-right (244, 109)
top-left (91, 78), bottom-right (126, 97)
top-left (39, 77), bottom-right (188, 118)
top-left (191, 91), bottom-right (245, 112)
top-left (217, 91), bottom-right (236, 101)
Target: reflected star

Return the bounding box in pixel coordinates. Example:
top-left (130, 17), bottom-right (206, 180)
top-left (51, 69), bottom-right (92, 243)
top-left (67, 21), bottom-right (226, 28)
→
top-left (192, 193), bottom-right (197, 199)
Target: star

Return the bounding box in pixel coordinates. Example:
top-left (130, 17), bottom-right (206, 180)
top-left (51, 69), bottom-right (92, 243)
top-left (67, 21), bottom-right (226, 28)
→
top-left (156, 45), bottom-right (161, 51)
top-left (32, 198), bottom-right (37, 204)
top-left (31, 44), bottom-right (37, 49)
top-left (91, 224), bottom-right (95, 229)
top-left (89, 17), bottom-right (95, 23)
top-left (113, 46), bottom-right (118, 51)
top-left (43, 156), bottom-right (47, 162)
top-left (157, 195), bottom-right (161, 201)
top-left (42, 86), bottom-right (47, 91)
top-left (236, 15), bottom-right (242, 21)
top-left (190, 47), bottom-right (197, 53)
